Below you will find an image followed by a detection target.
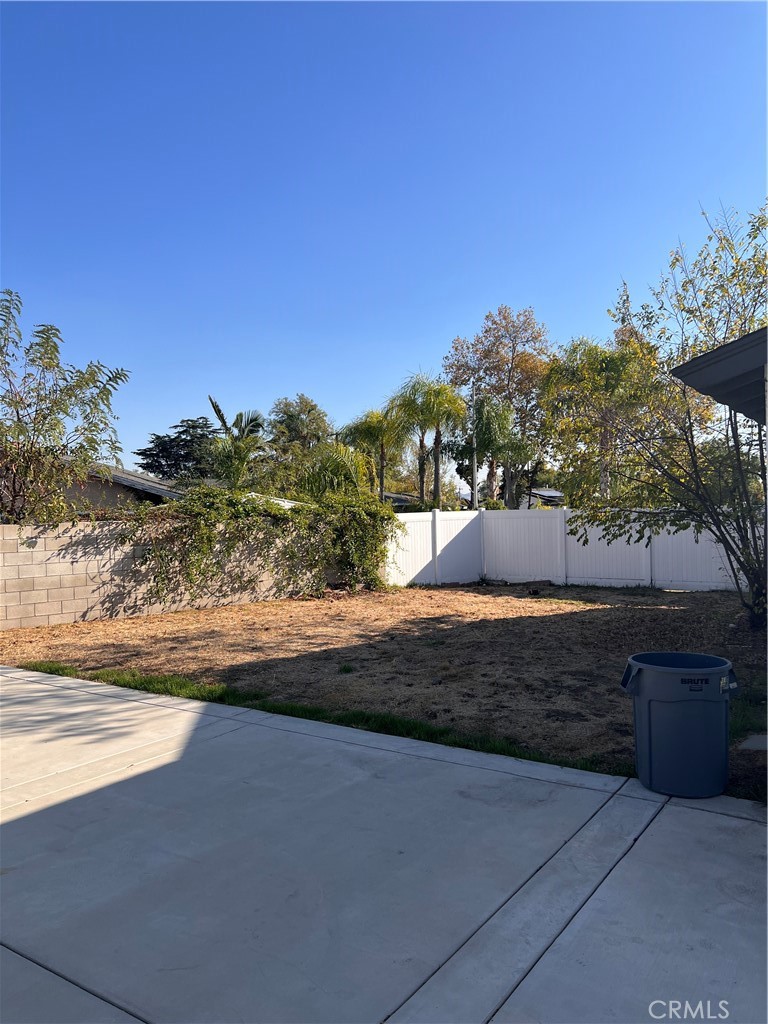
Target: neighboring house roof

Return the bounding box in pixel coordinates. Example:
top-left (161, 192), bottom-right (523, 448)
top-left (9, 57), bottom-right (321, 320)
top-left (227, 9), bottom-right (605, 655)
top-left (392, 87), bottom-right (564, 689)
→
top-left (671, 327), bottom-right (766, 424)
top-left (530, 487), bottom-right (564, 499)
top-left (83, 469), bottom-right (305, 508)
top-left (383, 492), bottom-right (421, 508)
top-left (244, 492), bottom-right (301, 508)
top-left (528, 485), bottom-right (565, 505)
top-left (90, 467), bottom-right (182, 501)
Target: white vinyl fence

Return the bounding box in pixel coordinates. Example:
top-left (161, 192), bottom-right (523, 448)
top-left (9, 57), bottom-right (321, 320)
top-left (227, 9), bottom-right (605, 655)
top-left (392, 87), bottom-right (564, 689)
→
top-left (386, 509), bottom-right (736, 591)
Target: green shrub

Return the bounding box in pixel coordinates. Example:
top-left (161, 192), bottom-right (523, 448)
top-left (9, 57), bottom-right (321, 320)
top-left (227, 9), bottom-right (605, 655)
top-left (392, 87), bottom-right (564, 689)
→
top-left (116, 485), bottom-right (401, 604)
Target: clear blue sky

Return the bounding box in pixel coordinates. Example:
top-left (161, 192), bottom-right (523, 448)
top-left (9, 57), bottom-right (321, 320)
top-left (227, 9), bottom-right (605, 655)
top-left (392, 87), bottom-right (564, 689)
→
top-left (2, 1), bottom-right (765, 465)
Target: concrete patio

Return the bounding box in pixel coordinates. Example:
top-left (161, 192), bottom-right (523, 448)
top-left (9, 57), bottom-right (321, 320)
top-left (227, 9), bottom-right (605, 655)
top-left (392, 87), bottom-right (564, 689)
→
top-left (1, 665), bottom-right (765, 1024)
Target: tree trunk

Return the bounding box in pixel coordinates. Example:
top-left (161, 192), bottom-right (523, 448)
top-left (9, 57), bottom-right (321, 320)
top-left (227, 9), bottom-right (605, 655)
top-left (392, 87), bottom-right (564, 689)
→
top-left (526, 459), bottom-right (543, 508)
top-left (378, 440), bottom-right (386, 503)
top-left (433, 427), bottom-right (442, 509)
top-left (418, 433), bottom-right (427, 504)
top-left (598, 426), bottom-right (611, 498)
top-left (748, 575), bottom-right (767, 629)
top-left (486, 458), bottom-right (498, 501)
top-left (503, 463), bottom-right (520, 509)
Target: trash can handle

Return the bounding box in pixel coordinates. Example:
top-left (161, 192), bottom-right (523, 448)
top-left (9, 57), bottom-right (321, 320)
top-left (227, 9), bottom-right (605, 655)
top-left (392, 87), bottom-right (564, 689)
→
top-left (728, 668), bottom-right (738, 693)
top-left (621, 663), bottom-right (641, 694)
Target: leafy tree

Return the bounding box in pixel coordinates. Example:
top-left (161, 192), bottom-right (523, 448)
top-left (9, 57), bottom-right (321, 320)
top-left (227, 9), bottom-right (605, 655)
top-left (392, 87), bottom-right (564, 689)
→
top-left (392, 375), bottom-right (466, 508)
top-left (541, 330), bottom-right (659, 502)
top-left (493, 418), bottom-right (537, 510)
top-left (133, 417), bottom-right (218, 483)
top-left (446, 394), bottom-right (503, 501)
top-left (0, 290), bottom-right (129, 524)
top-left (257, 394), bottom-right (334, 497)
top-left (206, 395), bottom-right (267, 490)
top-left (443, 305), bottom-right (552, 502)
top-left (268, 393), bottom-right (332, 449)
top-left (448, 395), bottom-right (544, 508)
top-left (443, 305), bottom-right (550, 429)
top-left (342, 407), bottom-right (410, 502)
top-left (565, 204), bottom-right (767, 627)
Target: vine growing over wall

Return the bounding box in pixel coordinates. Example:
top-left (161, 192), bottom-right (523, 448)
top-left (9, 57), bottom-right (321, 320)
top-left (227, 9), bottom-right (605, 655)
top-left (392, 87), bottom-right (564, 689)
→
top-left (114, 486), bottom-right (401, 604)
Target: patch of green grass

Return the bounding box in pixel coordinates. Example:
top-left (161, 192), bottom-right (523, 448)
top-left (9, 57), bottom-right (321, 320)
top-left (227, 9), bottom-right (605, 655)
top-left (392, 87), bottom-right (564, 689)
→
top-left (729, 673), bottom-right (767, 743)
top-left (20, 661), bottom-right (266, 706)
top-left (20, 655), bottom-right (765, 802)
top-left (338, 663), bottom-right (355, 674)
top-left (19, 659), bottom-right (628, 778)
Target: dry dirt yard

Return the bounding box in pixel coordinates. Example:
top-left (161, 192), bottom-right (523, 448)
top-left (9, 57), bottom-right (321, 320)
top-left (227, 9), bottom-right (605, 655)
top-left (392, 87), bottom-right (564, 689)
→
top-left (2, 584), bottom-right (764, 796)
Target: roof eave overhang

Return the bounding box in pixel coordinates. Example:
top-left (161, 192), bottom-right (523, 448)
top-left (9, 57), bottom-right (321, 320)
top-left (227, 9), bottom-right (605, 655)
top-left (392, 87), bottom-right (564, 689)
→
top-left (671, 327), bottom-right (767, 425)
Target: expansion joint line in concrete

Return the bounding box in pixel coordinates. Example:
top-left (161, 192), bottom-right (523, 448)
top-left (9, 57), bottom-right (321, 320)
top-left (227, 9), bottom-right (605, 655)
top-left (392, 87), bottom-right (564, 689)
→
top-left (380, 787), bottom-right (621, 1024)
top-left (2, 670), bottom-right (621, 795)
top-left (0, 941), bottom-right (151, 1024)
top-left (235, 716), bottom-right (617, 794)
top-left (481, 795), bottom-right (667, 1024)
top-left (665, 802), bottom-right (766, 824)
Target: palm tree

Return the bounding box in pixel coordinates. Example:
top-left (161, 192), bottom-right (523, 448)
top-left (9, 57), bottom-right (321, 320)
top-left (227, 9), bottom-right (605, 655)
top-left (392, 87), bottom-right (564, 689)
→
top-left (393, 375), bottom-right (466, 509)
top-left (390, 376), bottom-right (432, 505)
top-left (342, 408), bottom-right (410, 502)
top-left (300, 441), bottom-right (372, 501)
top-left (207, 395), bottom-right (267, 490)
top-left (208, 396), bottom-right (266, 440)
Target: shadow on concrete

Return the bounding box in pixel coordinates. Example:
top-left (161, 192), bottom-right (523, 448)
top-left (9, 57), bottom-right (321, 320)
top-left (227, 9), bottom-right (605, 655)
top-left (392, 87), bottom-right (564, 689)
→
top-left (3, 591), bottom-right (764, 799)
top-left (2, 658), bottom-right (766, 1024)
top-left (0, 668), bottom-right (616, 1024)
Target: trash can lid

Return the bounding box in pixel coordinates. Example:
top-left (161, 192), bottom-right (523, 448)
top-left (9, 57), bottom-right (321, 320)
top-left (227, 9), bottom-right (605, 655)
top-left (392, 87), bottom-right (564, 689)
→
top-left (628, 651), bottom-right (731, 673)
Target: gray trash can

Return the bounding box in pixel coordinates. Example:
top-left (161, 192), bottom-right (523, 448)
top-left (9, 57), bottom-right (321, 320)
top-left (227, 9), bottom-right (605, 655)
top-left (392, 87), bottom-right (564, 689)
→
top-left (621, 652), bottom-right (738, 798)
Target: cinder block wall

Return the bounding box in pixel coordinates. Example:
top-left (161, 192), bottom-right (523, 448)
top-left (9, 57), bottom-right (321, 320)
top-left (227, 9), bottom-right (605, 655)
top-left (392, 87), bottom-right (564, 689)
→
top-left (0, 523), bottom-right (266, 630)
